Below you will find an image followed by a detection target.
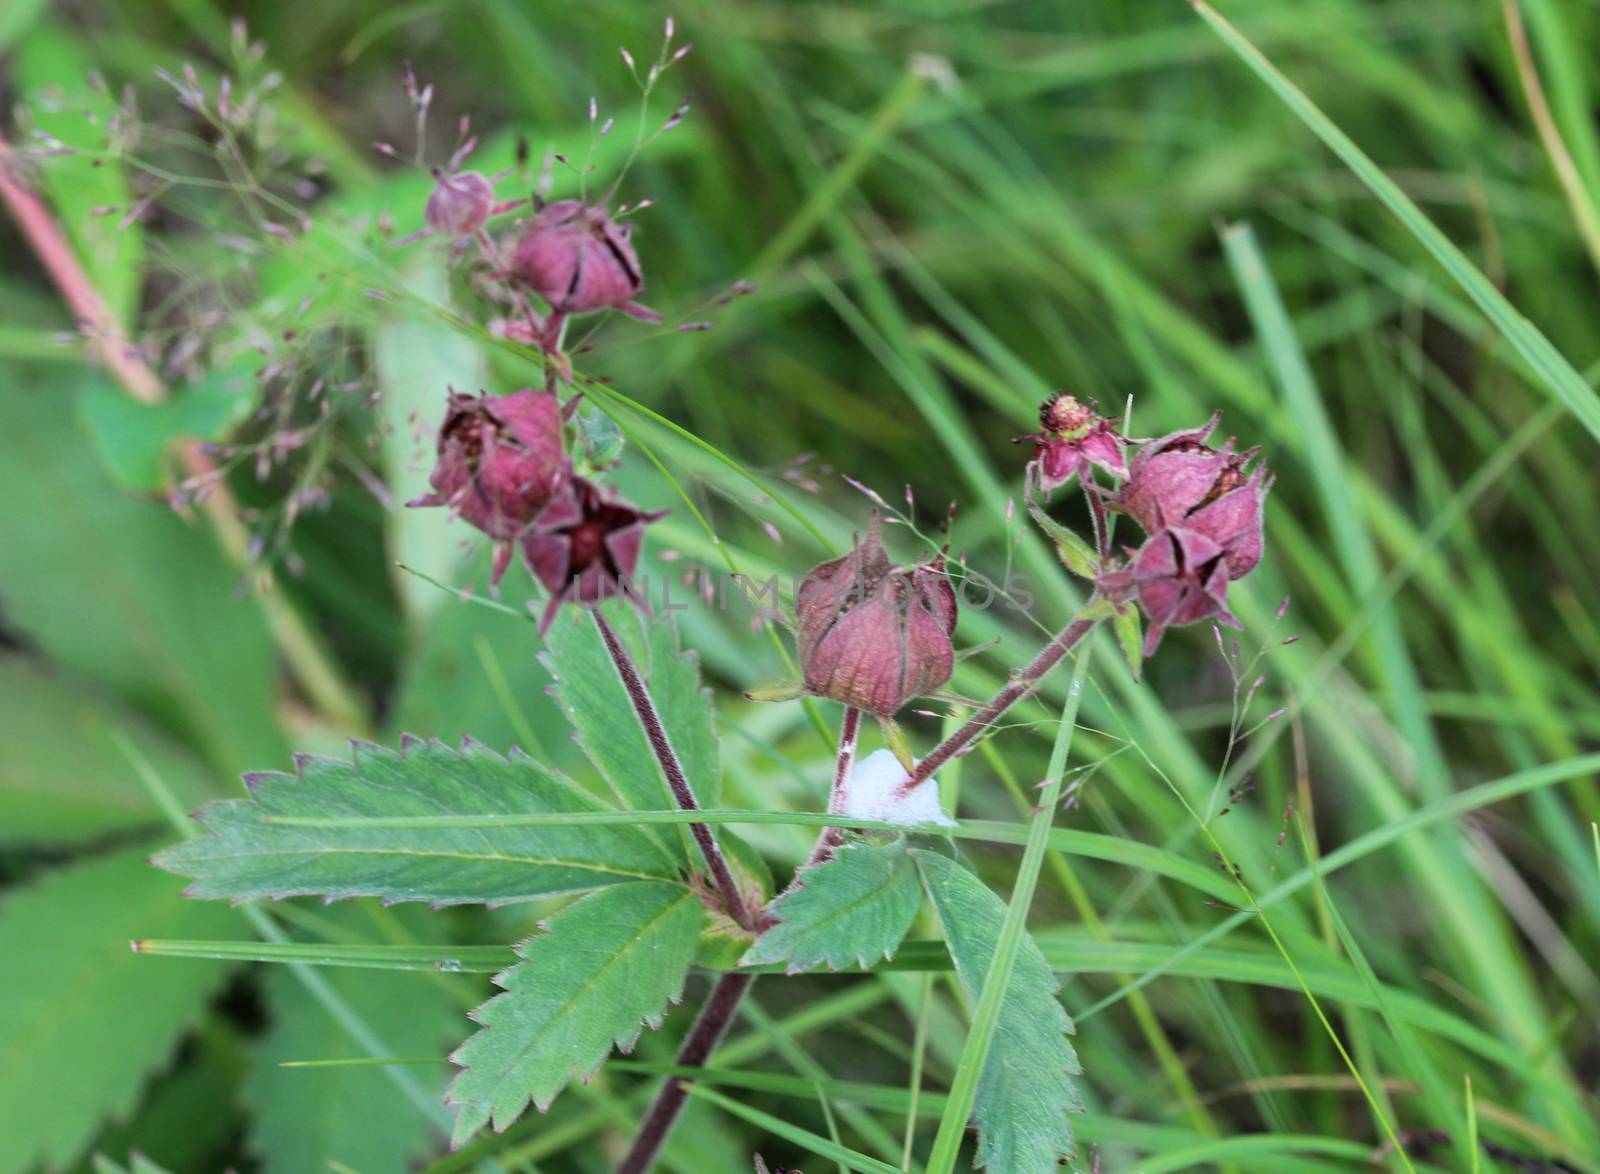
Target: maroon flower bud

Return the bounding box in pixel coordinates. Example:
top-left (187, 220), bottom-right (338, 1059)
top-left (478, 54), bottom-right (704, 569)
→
top-left (425, 170), bottom-right (496, 237)
top-left (1101, 412), bottom-right (1273, 654)
top-left (794, 520), bottom-right (957, 717)
top-left (510, 200), bottom-right (660, 322)
top-left (1015, 393), bottom-right (1127, 491)
top-left (408, 390), bottom-right (569, 585)
top-left (521, 476), bottom-right (664, 634)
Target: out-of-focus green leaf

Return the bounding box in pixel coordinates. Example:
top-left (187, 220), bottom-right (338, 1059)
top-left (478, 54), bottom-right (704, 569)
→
top-left (247, 908), bottom-right (460, 1173)
top-left (90, 1154), bottom-right (176, 1174)
top-left (447, 880), bottom-right (702, 1146)
top-left (0, 844), bottom-right (235, 1174)
top-left (1112, 605), bottom-right (1143, 682)
top-left (82, 1016), bottom-right (246, 1174)
top-left (742, 838), bottom-right (921, 973)
top-left (0, 656), bottom-right (215, 846)
top-left (386, 567), bottom-right (576, 768)
top-left (12, 24), bottom-right (144, 329)
top-left (0, 0), bottom-right (47, 53)
top-left (0, 373), bottom-right (285, 777)
top-left (153, 737), bottom-right (681, 904)
top-left (78, 363), bottom-right (251, 492)
top-left (913, 850), bottom-right (1082, 1173)
top-left (542, 603), bottom-right (721, 866)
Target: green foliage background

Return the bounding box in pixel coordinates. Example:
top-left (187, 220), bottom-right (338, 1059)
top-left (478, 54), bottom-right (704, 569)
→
top-left (3, 0), bottom-right (1599, 1170)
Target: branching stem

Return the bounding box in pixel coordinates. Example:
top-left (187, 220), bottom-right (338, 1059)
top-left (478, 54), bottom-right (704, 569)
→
top-left (893, 615), bottom-right (1099, 800)
top-left (592, 609), bottom-right (757, 932)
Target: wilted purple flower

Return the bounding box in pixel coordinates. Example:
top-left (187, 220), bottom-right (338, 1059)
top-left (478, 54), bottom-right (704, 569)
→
top-left (408, 390), bottom-right (568, 584)
top-left (1101, 412), bottom-right (1272, 654)
top-left (521, 476), bottom-right (664, 634)
top-left (425, 169), bottom-right (496, 237)
top-left (1016, 393), bottom-right (1127, 491)
top-left (794, 519), bottom-right (957, 716)
top-left (510, 200), bottom-right (660, 321)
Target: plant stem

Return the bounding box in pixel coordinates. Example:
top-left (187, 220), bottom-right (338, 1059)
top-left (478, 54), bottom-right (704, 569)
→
top-left (804, 706), bottom-right (862, 869)
top-left (0, 131), bottom-right (370, 736)
top-left (615, 972), bottom-right (754, 1174)
top-left (591, 609), bottom-right (757, 931)
top-left (619, 705), bottom-right (860, 1169)
top-left (894, 616), bottom-right (1098, 800)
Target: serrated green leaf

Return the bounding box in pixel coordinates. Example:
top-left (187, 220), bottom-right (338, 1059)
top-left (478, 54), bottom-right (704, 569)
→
top-left (154, 738), bottom-right (680, 906)
top-left (542, 604), bottom-right (721, 865)
top-left (0, 656), bottom-right (215, 846)
top-left (742, 839), bottom-right (922, 973)
top-left (247, 908), bottom-right (459, 1174)
top-left (0, 374), bottom-right (284, 777)
top-left (447, 881), bottom-right (703, 1145)
top-left (911, 850), bottom-right (1081, 1173)
top-left (1112, 605), bottom-right (1143, 683)
top-left (0, 844), bottom-right (236, 1174)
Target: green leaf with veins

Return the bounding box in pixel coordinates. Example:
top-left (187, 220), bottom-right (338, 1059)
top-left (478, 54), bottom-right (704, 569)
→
top-left (741, 838), bottom-right (922, 973)
top-left (447, 881), bottom-right (703, 1145)
top-left (913, 849), bottom-right (1082, 1172)
top-left (154, 737), bottom-right (680, 906)
top-left (542, 604), bottom-right (722, 866)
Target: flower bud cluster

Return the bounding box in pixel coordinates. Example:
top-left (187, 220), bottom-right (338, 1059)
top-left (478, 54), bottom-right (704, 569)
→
top-left (1095, 411), bottom-right (1272, 655)
top-left (408, 138), bottom-right (673, 629)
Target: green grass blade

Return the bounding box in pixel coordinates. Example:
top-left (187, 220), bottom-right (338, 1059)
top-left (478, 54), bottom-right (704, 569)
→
top-left (924, 647), bottom-right (1092, 1173)
top-left (1191, 0), bottom-right (1600, 444)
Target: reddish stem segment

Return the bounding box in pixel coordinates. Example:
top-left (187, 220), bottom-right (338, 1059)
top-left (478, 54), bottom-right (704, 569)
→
top-left (591, 610), bottom-right (757, 931)
top-left (616, 972), bottom-right (754, 1174)
top-left (804, 706), bottom-right (862, 869)
top-left (893, 616), bottom-right (1099, 800)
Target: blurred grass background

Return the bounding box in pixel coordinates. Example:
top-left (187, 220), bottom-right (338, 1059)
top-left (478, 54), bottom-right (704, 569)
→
top-left (2, 0), bottom-right (1599, 1171)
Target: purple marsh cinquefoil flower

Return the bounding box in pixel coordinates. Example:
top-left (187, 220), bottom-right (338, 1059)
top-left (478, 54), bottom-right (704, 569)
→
top-left (1100, 412), bottom-right (1272, 655)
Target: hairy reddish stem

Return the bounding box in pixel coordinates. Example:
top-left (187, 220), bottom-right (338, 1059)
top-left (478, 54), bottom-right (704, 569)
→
top-left (0, 131), bottom-right (368, 734)
top-left (615, 972), bottom-right (754, 1174)
top-left (591, 609), bottom-right (757, 932)
top-left (804, 705), bottom-right (861, 869)
top-left (893, 616), bottom-right (1099, 800)
top-left (0, 133), bottom-right (160, 399)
